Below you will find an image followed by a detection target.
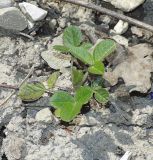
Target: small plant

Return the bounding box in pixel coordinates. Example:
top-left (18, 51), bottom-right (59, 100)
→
top-left (19, 26), bottom-right (116, 122)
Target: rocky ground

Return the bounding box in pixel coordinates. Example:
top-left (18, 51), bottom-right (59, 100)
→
top-left (0, 0), bottom-right (153, 160)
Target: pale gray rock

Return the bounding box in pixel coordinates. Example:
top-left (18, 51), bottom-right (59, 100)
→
top-left (35, 108), bottom-right (53, 123)
top-left (41, 34), bottom-right (71, 70)
top-left (112, 35), bottom-right (129, 47)
top-left (0, 7), bottom-right (27, 31)
top-left (113, 20), bottom-right (129, 35)
top-left (19, 2), bottom-right (47, 21)
top-left (103, 0), bottom-right (145, 12)
top-left (0, 0), bottom-right (13, 9)
top-left (3, 135), bottom-right (25, 160)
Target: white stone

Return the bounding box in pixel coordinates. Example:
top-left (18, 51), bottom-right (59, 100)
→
top-left (113, 20), bottom-right (129, 35)
top-left (27, 20), bottom-right (34, 29)
top-left (104, 0), bottom-right (145, 12)
top-left (112, 35), bottom-right (129, 47)
top-left (120, 151), bottom-right (132, 160)
top-left (0, 0), bottom-right (13, 8)
top-left (35, 108), bottom-right (53, 123)
top-left (19, 2), bottom-right (47, 21)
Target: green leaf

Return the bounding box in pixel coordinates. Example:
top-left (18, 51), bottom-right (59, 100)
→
top-left (18, 82), bottom-right (46, 101)
top-left (94, 88), bottom-right (109, 104)
top-left (91, 77), bottom-right (104, 91)
top-left (54, 108), bottom-right (61, 118)
top-left (75, 86), bottom-right (93, 104)
top-left (69, 46), bottom-right (93, 65)
top-left (63, 26), bottom-right (82, 47)
top-left (53, 45), bottom-right (69, 52)
top-left (81, 42), bottom-right (93, 50)
top-left (50, 91), bottom-right (74, 109)
top-left (93, 39), bottom-right (116, 62)
top-left (50, 91), bottom-right (83, 122)
top-left (88, 61), bottom-right (105, 75)
top-left (60, 102), bottom-right (82, 122)
top-left (71, 67), bottom-right (84, 89)
top-left (47, 72), bottom-right (59, 89)
top-left (50, 86), bottom-right (93, 122)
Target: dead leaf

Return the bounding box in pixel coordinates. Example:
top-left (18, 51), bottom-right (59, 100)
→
top-left (104, 43), bottom-right (153, 93)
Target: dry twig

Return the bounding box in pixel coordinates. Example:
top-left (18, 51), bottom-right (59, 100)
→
top-left (62, 0), bottom-right (153, 32)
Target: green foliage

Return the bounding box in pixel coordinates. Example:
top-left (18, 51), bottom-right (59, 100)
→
top-left (50, 26), bottom-right (116, 121)
top-left (71, 67), bottom-right (84, 89)
top-left (18, 26), bottom-right (116, 123)
top-left (75, 86), bottom-right (93, 104)
top-left (54, 26), bottom-right (116, 75)
top-left (18, 72), bottom-right (59, 102)
top-left (88, 61), bottom-right (105, 75)
top-left (81, 42), bottom-right (93, 50)
top-left (68, 45), bottom-right (94, 65)
top-left (47, 72), bottom-right (59, 89)
top-left (93, 40), bottom-right (116, 62)
top-left (18, 82), bottom-right (46, 101)
top-left (53, 45), bottom-right (69, 52)
top-left (50, 86), bottom-right (93, 122)
top-left (63, 25), bottom-right (82, 47)
top-left (94, 88), bottom-right (109, 104)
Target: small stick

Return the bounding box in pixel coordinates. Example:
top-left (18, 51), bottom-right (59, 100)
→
top-left (19, 32), bottom-right (35, 41)
top-left (0, 84), bottom-right (18, 90)
top-left (62, 0), bottom-right (153, 33)
top-left (0, 65), bottom-right (35, 107)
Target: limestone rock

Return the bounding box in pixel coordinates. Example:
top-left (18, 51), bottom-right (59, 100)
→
top-left (3, 135), bottom-right (25, 160)
top-left (0, 0), bottom-right (13, 9)
top-left (104, 0), bottom-right (145, 12)
top-left (0, 7), bottom-right (27, 31)
top-left (131, 26), bottom-right (153, 39)
top-left (41, 34), bottom-right (71, 70)
top-left (113, 20), bottom-right (129, 35)
top-left (19, 2), bottom-right (47, 21)
top-left (112, 35), bottom-right (129, 47)
top-left (35, 108), bottom-right (53, 123)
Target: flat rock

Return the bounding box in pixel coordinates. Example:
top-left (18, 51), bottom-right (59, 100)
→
top-left (19, 2), bottom-right (47, 21)
top-left (112, 35), bottom-right (129, 47)
top-left (0, 0), bottom-right (13, 8)
top-left (104, 0), bottom-right (145, 12)
top-left (0, 7), bottom-right (27, 31)
top-left (41, 34), bottom-right (71, 70)
top-left (35, 108), bottom-right (53, 123)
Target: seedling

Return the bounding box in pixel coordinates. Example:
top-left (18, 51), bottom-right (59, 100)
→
top-left (51, 26), bottom-right (116, 122)
top-left (19, 26), bottom-right (116, 122)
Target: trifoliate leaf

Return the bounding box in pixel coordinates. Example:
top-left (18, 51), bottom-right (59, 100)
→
top-left (93, 39), bottom-right (116, 62)
top-left (50, 91), bottom-right (83, 122)
top-left (75, 86), bottom-right (93, 104)
top-left (18, 82), bottom-right (46, 101)
top-left (88, 61), bottom-right (105, 75)
top-left (94, 88), bottom-right (109, 104)
top-left (47, 72), bottom-right (59, 89)
top-left (63, 26), bottom-right (82, 47)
